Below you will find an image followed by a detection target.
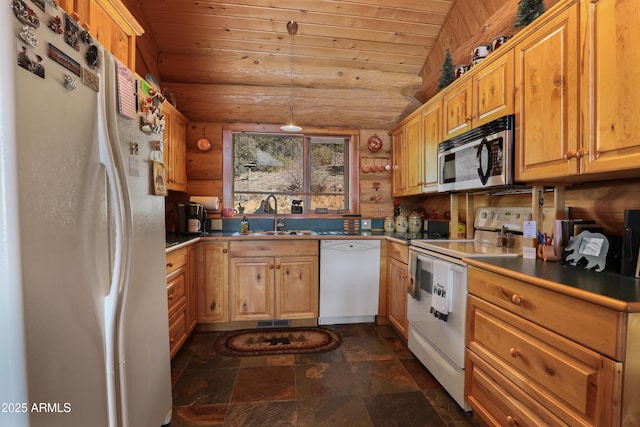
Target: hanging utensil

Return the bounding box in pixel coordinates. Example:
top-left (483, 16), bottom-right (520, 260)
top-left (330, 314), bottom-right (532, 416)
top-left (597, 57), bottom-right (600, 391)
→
top-left (196, 126), bottom-right (212, 152)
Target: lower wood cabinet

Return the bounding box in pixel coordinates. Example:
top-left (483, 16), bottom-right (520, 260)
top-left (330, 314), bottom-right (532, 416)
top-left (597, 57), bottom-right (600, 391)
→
top-left (229, 240), bottom-right (318, 322)
top-left (387, 242), bottom-right (408, 339)
top-left (199, 241), bottom-right (229, 323)
top-left (166, 245), bottom-right (197, 359)
top-left (466, 265), bottom-right (626, 426)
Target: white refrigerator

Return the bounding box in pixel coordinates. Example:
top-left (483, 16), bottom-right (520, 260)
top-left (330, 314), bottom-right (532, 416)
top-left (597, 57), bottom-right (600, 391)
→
top-left (1, 4), bottom-right (172, 427)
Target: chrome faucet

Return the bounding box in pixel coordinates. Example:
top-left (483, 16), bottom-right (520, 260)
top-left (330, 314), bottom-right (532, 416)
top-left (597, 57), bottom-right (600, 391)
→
top-left (265, 194), bottom-right (283, 231)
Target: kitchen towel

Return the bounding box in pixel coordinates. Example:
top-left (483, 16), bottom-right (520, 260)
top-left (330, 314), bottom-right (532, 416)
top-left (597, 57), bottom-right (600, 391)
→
top-left (430, 259), bottom-right (453, 321)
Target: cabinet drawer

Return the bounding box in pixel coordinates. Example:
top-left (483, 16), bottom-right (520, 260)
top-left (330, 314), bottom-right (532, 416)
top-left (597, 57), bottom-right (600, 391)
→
top-left (468, 295), bottom-right (622, 426)
top-left (166, 248), bottom-right (187, 275)
top-left (168, 306), bottom-right (187, 358)
top-left (167, 268), bottom-right (187, 315)
top-left (388, 242), bottom-right (408, 264)
top-left (466, 349), bottom-right (568, 427)
top-left (468, 266), bottom-right (622, 359)
top-left (230, 240), bottom-right (318, 257)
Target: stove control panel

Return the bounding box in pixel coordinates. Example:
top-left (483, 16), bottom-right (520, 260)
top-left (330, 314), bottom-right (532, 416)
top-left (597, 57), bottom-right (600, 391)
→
top-left (475, 207), bottom-right (552, 233)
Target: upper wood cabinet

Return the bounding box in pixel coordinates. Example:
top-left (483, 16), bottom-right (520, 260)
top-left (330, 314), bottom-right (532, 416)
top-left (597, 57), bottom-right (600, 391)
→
top-left (58, 0), bottom-right (143, 70)
top-left (516, 0), bottom-right (640, 182)
top-left (420, 97), bottom-right (442, 193)
top-left (390, 126), bottom-right (406, 197)
top-left (442, 50), bottom-right (515, 141)
top-left (390, 95), bottom-right (441, 197)
top-left (580, 0), bottom-right (640, 176)
top-left (163, 102), bottom-right (188, 192)
top-left (404, 114), bottom-right (423, 195)
top-left (442, 79), bottom-right (472, 139)
top-left (514, 0), bottom-right (581, 181)
top-left (472, 49), bottom-right (514, 128)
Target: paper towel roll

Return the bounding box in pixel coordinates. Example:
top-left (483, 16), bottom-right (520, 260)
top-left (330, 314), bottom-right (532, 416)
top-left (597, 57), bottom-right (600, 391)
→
top-left (190, 196), bottom-right (220, 210)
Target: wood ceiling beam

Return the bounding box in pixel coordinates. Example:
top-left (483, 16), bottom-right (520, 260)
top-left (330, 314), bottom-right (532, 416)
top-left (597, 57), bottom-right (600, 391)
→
top-left (158, 52), bottom-right (422, 93)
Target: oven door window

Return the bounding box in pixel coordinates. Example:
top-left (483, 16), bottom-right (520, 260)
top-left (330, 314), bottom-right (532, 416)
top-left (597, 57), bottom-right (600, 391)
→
top-left (415, 254), bottom-right (434, 294)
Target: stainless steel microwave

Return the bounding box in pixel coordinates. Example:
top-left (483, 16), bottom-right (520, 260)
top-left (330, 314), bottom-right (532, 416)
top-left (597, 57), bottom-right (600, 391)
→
top-left (438, 114), bottom-right (514, 192)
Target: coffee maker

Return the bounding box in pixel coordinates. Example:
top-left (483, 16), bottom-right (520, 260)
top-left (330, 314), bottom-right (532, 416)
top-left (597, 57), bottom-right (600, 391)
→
top-left (175, 202), bottom-right (205, 234)
top-left (621, 210), bottom-right (640, 277)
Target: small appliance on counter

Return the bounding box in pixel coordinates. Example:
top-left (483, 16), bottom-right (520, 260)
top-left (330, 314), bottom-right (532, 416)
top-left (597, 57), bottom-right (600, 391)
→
top-left (175, 202), bottom-right (206, 234)
top-left (621, 210), bottom-right (640, 277)
top-left (423, 219), bottom-right (450, 239)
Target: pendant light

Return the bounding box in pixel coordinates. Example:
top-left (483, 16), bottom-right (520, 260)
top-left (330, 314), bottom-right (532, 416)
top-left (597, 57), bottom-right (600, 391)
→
top-left (280, 20), bottom-right (302, 132)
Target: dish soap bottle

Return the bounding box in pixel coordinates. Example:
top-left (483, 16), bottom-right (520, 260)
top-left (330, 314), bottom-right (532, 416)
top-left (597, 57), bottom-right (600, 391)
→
top-left (240, 216), bottom-right (249, 234)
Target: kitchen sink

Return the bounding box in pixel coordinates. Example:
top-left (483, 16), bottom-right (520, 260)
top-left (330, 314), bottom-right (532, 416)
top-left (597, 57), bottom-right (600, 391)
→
top-left (232, 229), bottom-right (317, 236)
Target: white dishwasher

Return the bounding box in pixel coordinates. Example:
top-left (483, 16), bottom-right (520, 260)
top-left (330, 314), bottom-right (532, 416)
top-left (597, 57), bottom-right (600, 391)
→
top-left (319, 239), bottom-right (381, 325)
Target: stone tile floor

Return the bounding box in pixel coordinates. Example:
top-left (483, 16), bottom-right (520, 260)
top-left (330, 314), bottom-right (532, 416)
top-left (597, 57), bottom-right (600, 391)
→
top-left (169, 323), bottom-right (478, 427)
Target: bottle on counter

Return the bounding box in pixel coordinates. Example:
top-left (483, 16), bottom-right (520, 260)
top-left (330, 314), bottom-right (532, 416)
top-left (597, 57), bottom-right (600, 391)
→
top-left (240, 216), bottom-right (250, 234)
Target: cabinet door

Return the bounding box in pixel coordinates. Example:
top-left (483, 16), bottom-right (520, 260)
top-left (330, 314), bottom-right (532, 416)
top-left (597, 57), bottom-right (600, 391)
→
top-left (229, 257), bottom-right (273, 321)
top-left (172, 113), bottom-right (188, 189)
top-left (274, 256), bottom-right (318, 320)
top-left (443, 79), bottom-right (472, 139)
top-left (472, 49), bottom-right (514, 127)
top-left (421, 97), bottom-right (442, 193)
top-left (404, 114), bottom-right (423, 195)
top-left (514, 2), bottom-right (580, 181)
top-left (391, 127), bottom-right (406, 196)
top-left (387, 257), bottom-right (408, 339)
top-left (163, 102), bottom-right (188, 192)
top-left (186, 245), bottom-right (198, 331)
top-left (88, 0), bottom-right (141, 70)
top-left (582, 0), bottom-right (640, 175)
top-left (199, 242), bottom-right (229, 323)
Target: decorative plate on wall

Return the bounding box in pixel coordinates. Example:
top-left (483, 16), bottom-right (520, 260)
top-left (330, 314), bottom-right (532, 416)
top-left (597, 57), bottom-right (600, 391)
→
top-left (367, 134), bottom-right (383, 153)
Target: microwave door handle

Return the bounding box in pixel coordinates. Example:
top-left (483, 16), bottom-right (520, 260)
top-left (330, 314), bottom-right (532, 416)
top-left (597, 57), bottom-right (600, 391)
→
top-left (477, 137), bottom-right (492, 185)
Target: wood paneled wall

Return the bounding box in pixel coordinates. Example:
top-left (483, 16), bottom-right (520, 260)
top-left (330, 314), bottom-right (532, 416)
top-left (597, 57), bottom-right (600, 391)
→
top-left (185, 122), bottom-right (223, 199)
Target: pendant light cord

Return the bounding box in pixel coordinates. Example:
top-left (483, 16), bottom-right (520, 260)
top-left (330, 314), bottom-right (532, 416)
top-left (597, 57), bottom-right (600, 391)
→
top-left (281, 21), bottom-right (301, 132)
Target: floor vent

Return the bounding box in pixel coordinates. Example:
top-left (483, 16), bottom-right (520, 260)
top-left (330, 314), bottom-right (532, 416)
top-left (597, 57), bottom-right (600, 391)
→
top-left (256, 320), bottom-right (291, 328)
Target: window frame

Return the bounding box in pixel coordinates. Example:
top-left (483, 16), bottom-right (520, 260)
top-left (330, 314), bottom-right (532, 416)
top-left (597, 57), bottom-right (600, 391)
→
top-left (222, 124), bottom-right (360, 216)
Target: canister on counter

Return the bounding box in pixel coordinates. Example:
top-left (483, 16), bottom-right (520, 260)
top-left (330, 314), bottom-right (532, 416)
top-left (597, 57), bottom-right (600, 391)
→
top-left (384, 216), bottom-right (395, 232)
top-left (408, 212), bottom-right (423, 233)
top-left (395, 215), bottom-right (408, 233)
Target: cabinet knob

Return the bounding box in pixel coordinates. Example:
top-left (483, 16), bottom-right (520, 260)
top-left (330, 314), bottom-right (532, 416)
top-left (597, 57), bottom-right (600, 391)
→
top-left (276, 264), bottom-right (281, 269)
top-left (402, 272), bottom-right (408, 278)
top-left (506, 415), bottom-right (518, 426)
top-left (223, 248), bottom-right (228, 253)
top-left (576, 149), bottom-right (588, 158)
top-left (169, 337), bottom-right (175, 343)
top-left (166, 262), bottom-right (174, 268)
top-left (511, 294), bottom-right (523, 305)
top-left (563, 151), bottom-right (576, 160)
top-left (270, 264), bottom-right (275, 269)
top-left (210, 300), bottom-right (216, 311)
top-left (509, 347), bottom-right (519, 358)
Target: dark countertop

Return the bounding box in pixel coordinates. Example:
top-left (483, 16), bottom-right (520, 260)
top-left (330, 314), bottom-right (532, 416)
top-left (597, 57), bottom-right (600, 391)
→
top-left (465, 256), bottom-right (640, 312)
top-left (166, 230), bottom-right (422, 253)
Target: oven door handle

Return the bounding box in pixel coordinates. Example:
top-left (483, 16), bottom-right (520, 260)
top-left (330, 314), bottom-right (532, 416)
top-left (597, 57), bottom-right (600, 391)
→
top-left (476, 137), bottom-right (492, 185)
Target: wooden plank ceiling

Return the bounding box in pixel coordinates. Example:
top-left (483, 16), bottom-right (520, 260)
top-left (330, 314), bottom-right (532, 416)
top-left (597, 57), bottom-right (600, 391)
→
top-left (123, 0), bottom-right (514, 130)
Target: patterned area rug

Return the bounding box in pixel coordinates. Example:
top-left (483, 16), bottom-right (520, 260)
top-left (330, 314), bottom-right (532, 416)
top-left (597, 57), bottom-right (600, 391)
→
top-left (215, 327), bottom-right (342, 357)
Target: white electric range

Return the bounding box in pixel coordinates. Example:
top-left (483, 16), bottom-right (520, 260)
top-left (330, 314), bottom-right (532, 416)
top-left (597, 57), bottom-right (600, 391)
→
top-left (406, 206), bottom-right (541, 411)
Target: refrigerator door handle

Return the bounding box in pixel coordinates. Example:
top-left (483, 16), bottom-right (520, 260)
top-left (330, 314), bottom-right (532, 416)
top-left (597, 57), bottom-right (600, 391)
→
top-left (98, 50), bottom-right (133, 427)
